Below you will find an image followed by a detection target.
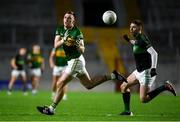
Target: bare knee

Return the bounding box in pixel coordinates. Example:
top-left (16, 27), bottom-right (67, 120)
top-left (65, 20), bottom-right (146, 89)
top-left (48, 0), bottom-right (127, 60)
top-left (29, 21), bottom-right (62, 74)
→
top-left (85, 85), bottom-right (93, 90)
top-left (140, 96), bottom-right (148, 103)
top-left (120, 83), bottom-right (128, 93)
top-left (56, 81), bottom-right (64, 90)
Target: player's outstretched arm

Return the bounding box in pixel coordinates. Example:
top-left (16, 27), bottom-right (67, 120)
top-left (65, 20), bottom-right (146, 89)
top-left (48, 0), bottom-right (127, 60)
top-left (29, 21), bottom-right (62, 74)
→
top-left (123, 34), bottom-right (135, 44)
top-left (147, 46), bottom-right (158, 77)
top-left (11, 58), bottom-right (17, 69)
top-left (49, 50), bottom-right (55, 69)
top-left (41, 58), bottom-right (45, 72)
top-left (54, 35), bottom-right (64, 48)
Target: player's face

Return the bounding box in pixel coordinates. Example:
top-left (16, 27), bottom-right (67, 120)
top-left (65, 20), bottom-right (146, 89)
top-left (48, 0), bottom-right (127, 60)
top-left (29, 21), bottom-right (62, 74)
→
top-left (130, 23), bottom-right (141, 35)
top-left (63, 13), bottom-right (75, 29)
top-left (19, 48), bottom-right (26, 55)
top-left (33, 45), bottom-right (40, 53)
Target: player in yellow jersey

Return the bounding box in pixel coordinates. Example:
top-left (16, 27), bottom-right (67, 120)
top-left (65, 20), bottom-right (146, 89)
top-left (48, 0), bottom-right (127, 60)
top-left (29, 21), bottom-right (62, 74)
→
top-left (28, 45), bottom-right (45, 95)
top-left (37, 11), bottom-right (126, 115)
top-left (49, 46), bottom-right (68, 100)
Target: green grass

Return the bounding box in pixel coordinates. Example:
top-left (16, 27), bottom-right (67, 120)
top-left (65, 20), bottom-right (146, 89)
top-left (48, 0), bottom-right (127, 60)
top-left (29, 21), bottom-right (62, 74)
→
top-left (0, 91), bottom-right (179, 121)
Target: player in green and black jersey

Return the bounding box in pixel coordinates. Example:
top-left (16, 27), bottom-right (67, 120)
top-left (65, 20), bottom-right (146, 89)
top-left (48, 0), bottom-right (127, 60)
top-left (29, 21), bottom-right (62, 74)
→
top-left (8, 47), bottom-right (28, 95)
top-left (120, 19), bottom-right (176, 115)
top-left (28, 44), bottom-right (44, 95)
top-left (37, 11), bottom-right (127, 115)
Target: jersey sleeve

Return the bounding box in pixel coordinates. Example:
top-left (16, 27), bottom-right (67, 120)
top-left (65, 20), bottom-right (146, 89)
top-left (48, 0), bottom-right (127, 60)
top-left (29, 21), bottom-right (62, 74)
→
top-left (144, 35), bottom-right (151, 48)
top-left (55, 27), bottom-right (60, 36)
top-left (55, 26), bottom-right (63, 36)
top-left (76, 29), bottom-right (84, 40)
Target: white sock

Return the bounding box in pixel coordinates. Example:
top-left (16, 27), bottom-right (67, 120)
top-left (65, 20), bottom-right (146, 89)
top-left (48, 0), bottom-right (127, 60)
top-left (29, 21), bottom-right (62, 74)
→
top-left (51, 92), bottom-right (56, 100)
top-left (111, 73), bottom-right (116, 80)
top-left (49, 105), bottom-right (55, 112)
top-left (32, 89), bottom-right (37, 94)
top-left (62, 94), bottom-right (67, 100)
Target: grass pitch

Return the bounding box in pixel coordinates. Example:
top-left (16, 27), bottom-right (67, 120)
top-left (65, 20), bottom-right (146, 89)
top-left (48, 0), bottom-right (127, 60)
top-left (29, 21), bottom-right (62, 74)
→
top-left (0, 91), bottom-right (179, 121)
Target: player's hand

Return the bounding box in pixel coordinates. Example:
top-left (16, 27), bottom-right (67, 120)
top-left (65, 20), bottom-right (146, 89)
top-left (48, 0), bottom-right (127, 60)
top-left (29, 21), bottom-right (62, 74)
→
top-left (13, 65), bottom-right (18, 69)
top-left (75, 39), bottom-right (80, 47)
top-left (123, 34), bottom-right (130, 42)
top-left (50, 64), bottom-right (55, 69)
top-left (62, 34), bottom-right (69, 42)
top-left (150, 68), bottom-right (157, 77)
top-left (41, 68), bottom-right (44, 74)
top-left (62, 30), bottom-right (69, 42)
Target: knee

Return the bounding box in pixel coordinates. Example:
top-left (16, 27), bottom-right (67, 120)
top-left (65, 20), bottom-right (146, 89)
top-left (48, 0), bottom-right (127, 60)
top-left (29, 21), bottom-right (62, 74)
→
top-left (140, 96), bottom-right (148, 103)
top-left (56, 81), bottom-right (64, 89)
top-left (120, 83), bottom-right (127, 93)
top-left (85, 85), bottom-right (93, 90)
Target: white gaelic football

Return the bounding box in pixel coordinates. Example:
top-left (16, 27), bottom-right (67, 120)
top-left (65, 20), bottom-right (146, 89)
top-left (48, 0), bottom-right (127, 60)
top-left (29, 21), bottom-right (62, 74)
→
top-left (102, 10), bottom-right (117, 25)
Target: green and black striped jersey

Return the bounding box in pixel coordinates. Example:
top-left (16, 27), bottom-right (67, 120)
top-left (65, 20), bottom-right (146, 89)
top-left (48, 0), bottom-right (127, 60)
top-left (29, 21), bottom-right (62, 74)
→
top-left (15, 54), bottom-right (27, 70)
top-left (133, 33), bottom-right (152, 72)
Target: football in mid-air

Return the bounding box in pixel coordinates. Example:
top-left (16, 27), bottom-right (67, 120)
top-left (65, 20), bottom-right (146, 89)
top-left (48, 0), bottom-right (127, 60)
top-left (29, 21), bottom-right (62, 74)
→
top-left (102, 10), bottom-right (117, 25)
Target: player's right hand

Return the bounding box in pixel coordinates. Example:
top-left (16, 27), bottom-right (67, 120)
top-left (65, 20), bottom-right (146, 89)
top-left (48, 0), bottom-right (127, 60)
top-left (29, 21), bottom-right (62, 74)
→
top-left (123, 34), bottom-right (130, 42)
top-left (50, 64), bottom-right (54, 69)
top-left (150, 68), bottom-right (157, 77)
top-left (63, 30), bottom-right (69, 42)
top-left (75, 39), bottom-right (80, 47)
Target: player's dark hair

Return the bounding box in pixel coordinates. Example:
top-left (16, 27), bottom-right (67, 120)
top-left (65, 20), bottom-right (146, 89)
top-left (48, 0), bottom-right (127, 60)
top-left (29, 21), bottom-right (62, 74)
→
top-left (131, 19), bottom-right (143, 27)
top-left (65, 11), bottom-right (76, 19)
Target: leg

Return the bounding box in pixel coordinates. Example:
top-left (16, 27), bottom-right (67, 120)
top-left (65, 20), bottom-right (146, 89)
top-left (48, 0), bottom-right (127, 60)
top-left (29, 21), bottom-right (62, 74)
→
top-left (31, 76), bottom-right (40, 94)
top-left (52, 72), bottom-right (72, 105)
top-left (21, 74), bottom-right (27, 94)
top-left (62, 84), bottom-right (68, 100)
top-left (77, 66), bottom-right (129, 89)
top-left (37, 72), bottom-right (72, 115)
top-left (120, 73), bottom-right (138, 115)
top-left (52, 76), bottom-right (59, 93)
top-left (121, 73), bottom-right (138, 93)
top-left (140, 81), bottom-right (176, 103)
top-left (77, 69), bottom-right (109, 89)
top-left (139, 85), bottom-right (150, 103)
top-left (51, 75), bottom-right (59, 99)
top-left (8, 76), bottom-right (17, 94)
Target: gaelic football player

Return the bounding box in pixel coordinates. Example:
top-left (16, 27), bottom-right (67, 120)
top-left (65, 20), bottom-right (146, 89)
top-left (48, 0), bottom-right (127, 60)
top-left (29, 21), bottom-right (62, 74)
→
top-left (28, 44), bottom-right (44, 94)
top-left (8, 47), bottom-right (28, 95)
top-left (37, 11), bottom-right (126, 115)
top-left (120, 19), bottom-right (176, 115)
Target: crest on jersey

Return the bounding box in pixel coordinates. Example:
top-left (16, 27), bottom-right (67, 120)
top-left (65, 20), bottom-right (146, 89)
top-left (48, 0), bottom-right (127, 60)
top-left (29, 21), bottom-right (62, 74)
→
top-left (64, 37), bottom-right (76, 46)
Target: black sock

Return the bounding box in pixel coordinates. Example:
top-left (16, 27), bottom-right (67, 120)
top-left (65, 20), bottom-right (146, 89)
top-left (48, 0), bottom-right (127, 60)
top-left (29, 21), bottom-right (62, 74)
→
top-left (122, 92), bottom-right (130, 112)
top-left (22, 85), bottom-right (27, 92)
top-left (147, 85), bottom-right (166, 101)
top-left (8, 88), bottom-right (12, 92)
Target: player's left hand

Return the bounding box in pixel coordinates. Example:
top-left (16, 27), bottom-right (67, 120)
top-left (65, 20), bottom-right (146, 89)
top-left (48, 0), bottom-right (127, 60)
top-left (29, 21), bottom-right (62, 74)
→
top-left (150, 68), bottom-right (157, 77)
top-left (41, 68), bottom-right (44, 74)
top-left (123, 34), bottom-right (130, 42)
top-left (75, 39), bottom-right (80, 47)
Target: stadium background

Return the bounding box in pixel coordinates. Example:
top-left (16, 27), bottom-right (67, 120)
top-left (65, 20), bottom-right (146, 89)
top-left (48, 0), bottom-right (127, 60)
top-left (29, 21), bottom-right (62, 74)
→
top-left (0, 0), bottom-right (180, 93)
